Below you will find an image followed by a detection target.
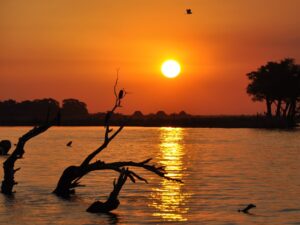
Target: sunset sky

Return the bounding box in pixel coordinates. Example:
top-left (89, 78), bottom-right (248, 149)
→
top-left (1, 0), bottom-right (300, 115)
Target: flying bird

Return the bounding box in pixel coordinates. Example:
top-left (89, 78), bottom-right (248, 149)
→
top-left (186, 9), bottom-right (192, 14)
top-left (238, 204), bottom-right (256, 213)
top-left (66, 141), bottom-right (72, 147)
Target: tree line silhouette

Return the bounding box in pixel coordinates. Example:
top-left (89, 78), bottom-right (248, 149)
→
top-left (0, 99), bottom-right (299, 128)
top-left (0, 98), bottom-right (197, 126)
top-left (0, 98), bottom-right (88, 125)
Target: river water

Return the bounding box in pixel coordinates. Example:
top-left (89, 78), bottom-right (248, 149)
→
top-left (0, 127), bottom-right (299, 225)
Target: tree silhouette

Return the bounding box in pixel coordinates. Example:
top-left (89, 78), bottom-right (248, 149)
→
top-left (61, 99), bottom-right (88, 119)
top-left (247, 58), bottom-right (300, 122)
top-left (132, 110), bottom-right (144, 118)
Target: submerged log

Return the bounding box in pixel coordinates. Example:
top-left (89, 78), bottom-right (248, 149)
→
top-left (53, 125), bottom-right (124, 197)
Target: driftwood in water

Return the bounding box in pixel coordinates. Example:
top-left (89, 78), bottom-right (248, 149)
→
top-left (54, 78), bottom-right (181, 198)
top-left (1, 116), bottom-right (59, 195)
top-left (86, 163), bottom-right (181, 213)
top-left (53, 124), bottom-right (124, 197)
top-left (53, 77), bottom-right (126, 197)
top-left (0, 140), bottom-right (12, 155)
top-left (87, 168), bottom-right (129, 213)
top-left (54, 155), bottom-right (181, 198)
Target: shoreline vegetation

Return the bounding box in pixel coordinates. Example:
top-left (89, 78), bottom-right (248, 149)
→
top-left (0, 98), bottom-right (298, 128)
top-left (0, 116), bottom-right (298, 129)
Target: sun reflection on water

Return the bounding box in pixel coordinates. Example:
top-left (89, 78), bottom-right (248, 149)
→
top-left (149, 127), bottom-right (190, 222)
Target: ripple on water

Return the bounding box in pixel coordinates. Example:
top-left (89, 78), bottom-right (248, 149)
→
top-left (0, 127), bottom-right (300, 225)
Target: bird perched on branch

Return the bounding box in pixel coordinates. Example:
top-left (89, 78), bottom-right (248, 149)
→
top-left (117, 89), bottom-right (126, 107)
top-left (118, 89), bottom-right (125, 100)
top-left (238, 204), bottom-right (256, 213)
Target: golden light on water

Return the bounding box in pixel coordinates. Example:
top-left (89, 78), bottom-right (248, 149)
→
top-left (149, 127), bottom-right (190, 222)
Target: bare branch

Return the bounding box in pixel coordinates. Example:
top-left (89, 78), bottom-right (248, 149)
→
top-left (114, 68), bottom-right (120, 98)
top-left (1, 113), bottom-right (58, 195)
top-left (80, 126), bottom-right (124, 168)
top-left (128, 170), bottom-right (148, 183)
top-left (83, 160), bottom-right (182, 183)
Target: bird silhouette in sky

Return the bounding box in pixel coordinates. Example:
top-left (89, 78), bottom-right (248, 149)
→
top-left (186, 9), bottom-right (192, 15)
top-left (66, 141), bottom-right (72, 147)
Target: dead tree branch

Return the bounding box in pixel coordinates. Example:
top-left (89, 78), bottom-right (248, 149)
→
top-left (65, 158), bottom-right (182, 193)
top-left (87, 168), bottom-right (129, 213)
top-left (1, 114), bottom-right (59, 195)
top-left (53, 75), bottom-right (126, 197)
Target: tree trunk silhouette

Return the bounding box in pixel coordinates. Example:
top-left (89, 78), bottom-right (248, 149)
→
top-left (1, 116), bottom-right (58, 195)
top-left (276, 99), bottom-right (282, 117)
top-left (288, 99), bottom-right (296, 119)
top-left (266, 97), bottom-right (272, 117)
top-left (283, 101), bottom-right (290, 118)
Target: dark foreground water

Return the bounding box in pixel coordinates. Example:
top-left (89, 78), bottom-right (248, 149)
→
top-left (0, 127), bottom-right (300, 225)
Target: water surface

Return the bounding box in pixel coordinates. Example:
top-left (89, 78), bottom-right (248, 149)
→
top-left (0, 127), bottom-right (300, 224)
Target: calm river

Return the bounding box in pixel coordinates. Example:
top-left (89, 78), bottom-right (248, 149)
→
top-left (0, 127), bottom-right (300, 225)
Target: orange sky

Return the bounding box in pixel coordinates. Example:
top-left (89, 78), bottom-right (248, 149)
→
top-left (1, 0), bottom-right (300, 115)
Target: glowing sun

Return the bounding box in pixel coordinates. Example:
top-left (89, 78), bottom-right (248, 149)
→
top-left (161, 60), bottom-right (181, 78)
